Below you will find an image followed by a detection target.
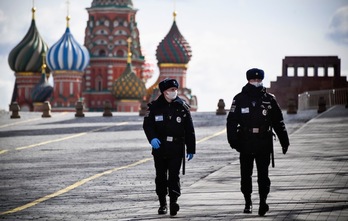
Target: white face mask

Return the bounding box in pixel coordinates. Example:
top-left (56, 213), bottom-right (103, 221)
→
top-left (250, 82), bottom-right (263, 87)
top-left (165, 90), bottom-right (178, 100)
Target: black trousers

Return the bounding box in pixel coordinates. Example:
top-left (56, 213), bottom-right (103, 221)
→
top-left (154, 156), bottom-right (182, 199)
top-left (240, 152), bottom-right (271, 198)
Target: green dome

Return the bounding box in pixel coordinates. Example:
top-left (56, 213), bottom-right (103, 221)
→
top-left (8, 8), bottom-right (49, 73)
top-left (91, 0), bottom-right (133, 8)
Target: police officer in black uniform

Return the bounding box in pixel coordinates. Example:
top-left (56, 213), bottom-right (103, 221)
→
top-left (143, 78), bottom-right (196, 216)
top-left (226, 68), bottom-right (290, 216)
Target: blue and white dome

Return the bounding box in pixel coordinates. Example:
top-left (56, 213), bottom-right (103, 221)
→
top-left (47, 23), bottom-right (89, 72)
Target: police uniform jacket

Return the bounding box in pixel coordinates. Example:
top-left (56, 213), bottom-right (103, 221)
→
top-left (227, 83), bottom-right (289, 154)
top-left (143, 94), bottom-right (196, 158)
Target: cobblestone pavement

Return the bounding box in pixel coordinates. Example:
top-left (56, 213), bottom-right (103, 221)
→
top-left (0, 106), bottom-right (347, 220)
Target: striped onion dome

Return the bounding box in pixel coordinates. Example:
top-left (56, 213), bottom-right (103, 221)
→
top-left (46, 17), bottom-right (90, 72)
top-left (112, 63), bottom-right (146, 100)
top-left (31, 63), bottom-right (53, 102)
top-left (8, 7), bottom-right (49, 73)
top-left (156, 12), bottom-right (192, 64)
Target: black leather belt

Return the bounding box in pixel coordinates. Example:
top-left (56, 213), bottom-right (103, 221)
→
top-left (166, 136), bottom-right (184, 142)
top-left (244, 126), bottom-right (270, 134)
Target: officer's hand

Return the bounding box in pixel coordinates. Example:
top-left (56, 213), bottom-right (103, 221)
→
top-left (186, 153), bottom-right (194, 161)
top-left (282, 145), bottom-right (289, 155)
top-left (150, 138), bottom-right (161, 149)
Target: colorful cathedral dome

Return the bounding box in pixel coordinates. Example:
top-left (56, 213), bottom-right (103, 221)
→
top-left (8, 7), bottom-right (49, 73)
top-left (156, 12), bottom-right (192, 64)
top-left (91, 0), bottom-right (133, 8)
top-left (46, 16), bottom-right (90, 72)
top-left (112, 63), bottom-right (146, 100)
top-left (31, 61), bottom-right (53, 102)
top-left (112, 38), bottom-right (146, 100)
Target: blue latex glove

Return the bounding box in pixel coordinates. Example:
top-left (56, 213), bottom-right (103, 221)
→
top-left (187, 153), bottom-right (194, 161)
top-left (150, 138), bottom-right (161, 149)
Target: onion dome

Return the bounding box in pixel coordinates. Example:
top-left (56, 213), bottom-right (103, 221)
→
top-left (31, 56), bottom-right (53, 102)
top-left (112, 63), bottom-right (146, 100)
top-left (8, 7), bottom-right (49, 73)
top-left (46, 16), bottom-right (90, 72)
top-left (91, 0), bottom-right (133, 8)
top-left (112, 38), bottom-right (146, 100)
top-left (156, 12), bottom-right (192, 64)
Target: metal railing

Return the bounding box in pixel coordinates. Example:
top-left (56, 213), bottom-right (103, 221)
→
top-left (298, 88), bottom-right (348, 110)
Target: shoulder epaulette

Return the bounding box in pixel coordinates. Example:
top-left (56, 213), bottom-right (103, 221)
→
top-left (182, 101), bottom-right (191, 111)
top-left (265, 92), bottom-right (276, 99)
top-left (174, 98), bottom-right (191, 111)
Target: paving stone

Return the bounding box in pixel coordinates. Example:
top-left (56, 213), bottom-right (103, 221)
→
top-left (0, 106), bottom-right (347, 220)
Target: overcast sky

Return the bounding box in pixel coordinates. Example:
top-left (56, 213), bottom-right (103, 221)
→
top-left (0, 0), bottom-right (347, 112)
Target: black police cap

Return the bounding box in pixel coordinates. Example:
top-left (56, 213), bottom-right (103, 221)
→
top-left (246, 68), bottom-right (264, 80)
top-left (159, 78), bottom-right (179, 93)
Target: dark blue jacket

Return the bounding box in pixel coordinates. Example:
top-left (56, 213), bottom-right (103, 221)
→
top-left (227, 83), bottom-right (289, 154)
top-left (143, 94), bottom-right (196, 158)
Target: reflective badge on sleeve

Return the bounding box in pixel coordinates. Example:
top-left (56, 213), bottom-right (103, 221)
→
top-left (241, 107), bottom-right (249, 114)
top-left (155, 115), bottom-right (164, 121)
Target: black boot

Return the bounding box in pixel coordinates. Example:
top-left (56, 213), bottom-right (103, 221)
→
top-left (158, 196), bottom-right (167, 215)
top-left (258, 196), bottom-right (269, 216)
top-left (243, 195), bottom-right (252, 213)
top-left (169, 196), bottom-right (180, 216)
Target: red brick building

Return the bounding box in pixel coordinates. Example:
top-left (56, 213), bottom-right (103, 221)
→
top-left (267, 56), bottom-right (348, 109)
top-left (82, 0), bottom-right (147, 111)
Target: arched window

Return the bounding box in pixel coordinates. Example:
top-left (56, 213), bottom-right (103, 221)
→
top-left (99, 50), bottom-right (106, 56)
top-left (116, 50), bottom-right (124, 57)
top-left (70, 82), bottom-right (73, 95)
top-left (96, 76), bottom-right (102, 91)
top-left (59, 82), bottom-right (63, 95)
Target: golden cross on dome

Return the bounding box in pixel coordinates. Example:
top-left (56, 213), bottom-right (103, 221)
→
top-left (66, 0), bottom-right (71, 27)
top-left (173, 0), bottom-right (177, 21)
top-left (32, 0), bottom-right (36, 20)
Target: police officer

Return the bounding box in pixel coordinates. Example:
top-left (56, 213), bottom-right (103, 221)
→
top-left (226, 68), bottom-right (289, 216)
top-left (143, 78), bottom-right (196, 216)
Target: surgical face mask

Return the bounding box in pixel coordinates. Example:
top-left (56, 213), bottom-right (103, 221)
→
top-left (165, 90), bottom-right (178, 100)
top-left (250, 82), bottom-right (263, 87)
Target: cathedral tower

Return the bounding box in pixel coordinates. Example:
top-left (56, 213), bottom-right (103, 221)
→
top-left (46, 14), bottom-right (90, 111)
top-left (147, 11), bottom-right (197, 111)
top-left (8, 7), bottom-right (49, 111)
top-left (83, 0), bottom-right (145, 111)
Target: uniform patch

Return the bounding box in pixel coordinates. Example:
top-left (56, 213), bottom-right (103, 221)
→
top-left (262, 109), bottom-right (268, 116)
top-left (230, 105), bottom-right (236, 112)
top-left (176, 116), bottom-right (182, 123)
top-left (155, 115), bottom-right (164, 121)
top-left (241, 107), bottom-right (249, 114)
